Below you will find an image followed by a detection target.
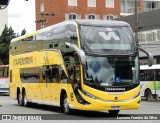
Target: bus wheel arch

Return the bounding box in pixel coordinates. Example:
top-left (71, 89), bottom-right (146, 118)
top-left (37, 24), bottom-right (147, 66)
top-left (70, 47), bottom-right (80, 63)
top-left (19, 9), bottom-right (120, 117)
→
top-left (145, 88), bottom-right (152, 101)
top-left (60, 89), bottom-right (72, 115)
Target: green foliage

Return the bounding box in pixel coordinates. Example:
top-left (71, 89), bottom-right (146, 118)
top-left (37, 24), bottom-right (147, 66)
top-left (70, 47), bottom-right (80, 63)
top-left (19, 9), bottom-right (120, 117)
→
top-left (21, 28), bottom-right (26, 36)
top-left (0, 59), bottom-right (3, 65)
top-left (0, 25), bottom-right (27, 64)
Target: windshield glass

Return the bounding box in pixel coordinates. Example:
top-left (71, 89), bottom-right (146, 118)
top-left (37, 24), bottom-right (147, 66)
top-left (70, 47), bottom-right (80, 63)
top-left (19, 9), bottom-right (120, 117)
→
top-left (83, 56), bottom-right (139, 87)
top-left (80, 26), bottom-right (135, 53)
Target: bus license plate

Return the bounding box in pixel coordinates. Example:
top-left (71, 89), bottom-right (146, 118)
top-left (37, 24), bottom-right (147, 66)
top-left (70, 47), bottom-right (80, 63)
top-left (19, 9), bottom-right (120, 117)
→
top-left (111, 106), bottom-right (120, 110)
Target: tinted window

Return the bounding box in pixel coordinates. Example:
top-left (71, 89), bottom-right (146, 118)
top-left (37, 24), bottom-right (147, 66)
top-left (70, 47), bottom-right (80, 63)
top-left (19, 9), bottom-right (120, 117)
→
top-left (20, 67), bottom-right (40, 83)
top-left (155, 70), bottom-right (160, 81)
top-left (140, 70), bottom-right (154, 81)
top-left (43, 65), bottom-right (60, 83)
top-left (0, 67), bottom-right (8, 77)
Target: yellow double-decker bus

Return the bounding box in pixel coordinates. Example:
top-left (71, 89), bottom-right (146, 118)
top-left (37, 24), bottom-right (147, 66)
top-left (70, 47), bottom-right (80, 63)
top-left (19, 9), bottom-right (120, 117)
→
top-left (9, 20), bottom-right (153, 115)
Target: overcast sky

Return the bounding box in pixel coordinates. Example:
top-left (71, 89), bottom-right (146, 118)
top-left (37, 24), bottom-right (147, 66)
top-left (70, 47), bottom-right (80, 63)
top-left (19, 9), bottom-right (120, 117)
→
top-left (8, 0), bottom-right (35, 34)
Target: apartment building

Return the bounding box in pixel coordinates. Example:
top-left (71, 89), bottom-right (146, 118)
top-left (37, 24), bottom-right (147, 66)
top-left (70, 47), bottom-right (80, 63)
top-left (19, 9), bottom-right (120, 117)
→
top-left (35, 0), bottom-right (120, 30)
top-left (120, 0), bottom-right (160, 16)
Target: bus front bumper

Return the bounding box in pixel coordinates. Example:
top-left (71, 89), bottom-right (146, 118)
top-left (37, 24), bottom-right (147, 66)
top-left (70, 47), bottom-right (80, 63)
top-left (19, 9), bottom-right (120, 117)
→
top-left (69, 92), bottom-right (140, 111)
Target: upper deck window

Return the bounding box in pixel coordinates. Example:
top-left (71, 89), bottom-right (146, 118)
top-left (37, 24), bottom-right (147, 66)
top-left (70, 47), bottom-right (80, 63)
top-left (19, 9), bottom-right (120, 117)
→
top-left (80, 25), bottom-right (135, 53)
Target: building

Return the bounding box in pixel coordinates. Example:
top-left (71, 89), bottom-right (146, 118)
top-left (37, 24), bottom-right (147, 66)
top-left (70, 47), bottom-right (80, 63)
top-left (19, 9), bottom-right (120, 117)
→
top-left (35, 0), bottom-right (120, 30)
top-left (0, 8), bottom-right (8, 35)
top-left (120, 0), bottom-right (160, 16)
top-left (117, 8), bottom-right (160, 65)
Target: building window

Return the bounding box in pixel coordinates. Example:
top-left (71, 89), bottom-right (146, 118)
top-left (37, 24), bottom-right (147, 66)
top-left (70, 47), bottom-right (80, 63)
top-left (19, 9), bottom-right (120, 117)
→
top-left (105, 0), bottom-right (114, 8)
top-left (88, 14), bottom-right (96, 19)
top-left (143, 1), bottom-right (160, 12)
top-left (153, 32), bottom-right (156, 41)
top-left (69, 14), bottom-right (77, 20)
top-left (106, 15), bottom-right (113, 20)
top-left (142, 33), bottom-right (145, 42)
top-left (138, 33), bottom-right (142, 42)
top-left (157, 29), bottom-right (160, 40)
top-left (88, 0), bottom-right (96, 7)
top-left (40, 3), bottom-right (44, 12)
top-left (41, 23), bottom-right (45, 29)
top-left (68, 0), bottom-right (77, 6)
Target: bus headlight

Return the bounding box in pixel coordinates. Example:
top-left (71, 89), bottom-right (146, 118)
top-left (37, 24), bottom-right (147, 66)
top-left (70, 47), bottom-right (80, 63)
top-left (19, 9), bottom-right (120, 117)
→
top-left (132, 92), bottom-right (140, 99)
top-left (82, 90), bottom-right (98, 100)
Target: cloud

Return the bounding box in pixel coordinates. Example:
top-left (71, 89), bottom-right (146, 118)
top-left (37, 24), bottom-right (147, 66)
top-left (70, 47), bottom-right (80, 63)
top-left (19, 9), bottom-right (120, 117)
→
top-left (8, 13), bottom-right (21, 18)
top-left (8, 0), bottom-right (35, 33)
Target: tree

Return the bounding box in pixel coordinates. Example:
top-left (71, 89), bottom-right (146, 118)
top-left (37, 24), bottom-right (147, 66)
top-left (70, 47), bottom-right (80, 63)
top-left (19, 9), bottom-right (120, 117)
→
top-left (21, 28), bottom-right (26, 36)
top-left (0, 25), bottom-right (16, 64)
top-left (0, 25), bottom-right (27, 64)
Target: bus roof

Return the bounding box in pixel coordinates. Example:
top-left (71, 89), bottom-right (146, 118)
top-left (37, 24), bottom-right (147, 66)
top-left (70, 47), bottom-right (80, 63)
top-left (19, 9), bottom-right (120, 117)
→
top-left (140, 64), bottom-right (160, 70)
top-left (11, 20), bottom-right (130, 43)
top-left (75, 20), bottom-right (130, 27)
top-left (0, 65), bottom-right (9, 68)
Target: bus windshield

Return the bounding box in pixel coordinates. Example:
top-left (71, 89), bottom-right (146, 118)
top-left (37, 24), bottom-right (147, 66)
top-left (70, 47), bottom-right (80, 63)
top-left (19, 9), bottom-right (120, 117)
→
top-left (80, 26), bottom-right (135, 53)
top-left (83, 56), bottom-right (139, 87)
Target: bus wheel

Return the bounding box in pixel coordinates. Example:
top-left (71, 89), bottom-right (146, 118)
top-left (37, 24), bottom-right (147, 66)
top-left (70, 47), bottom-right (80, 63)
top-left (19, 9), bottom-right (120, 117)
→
top-left (146, 90), bottom-right (152, 101)
top-left (62, 94), bottom-right (71, 115)
top-left (23, 91), bottom-right (29, 107)
top-left (18, 93), bottom-right (23, 106)
top-left (108, 110), bottom-right (120, 116)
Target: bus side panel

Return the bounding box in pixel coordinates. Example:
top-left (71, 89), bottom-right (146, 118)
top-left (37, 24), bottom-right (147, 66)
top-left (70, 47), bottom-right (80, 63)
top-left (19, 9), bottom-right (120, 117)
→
top-left (155, 81), bottom-right (160, 97)
top-left (140, 81), bottom-right (156, 97)
top-left (10, 69), bottom-right (21, 100)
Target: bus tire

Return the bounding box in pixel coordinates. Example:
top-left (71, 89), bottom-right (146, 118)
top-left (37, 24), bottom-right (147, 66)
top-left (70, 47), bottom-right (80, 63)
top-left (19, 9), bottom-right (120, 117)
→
top-left (108, 110), bottom-right (120, 116)
top-left (146, 90), bottom-right (152, 101)
top-left (62, 94), bottom-right (72, 115)
top-left (18, 93), bottom-right (23, 106)
top-left (23, 91), bottom-right (29, 107)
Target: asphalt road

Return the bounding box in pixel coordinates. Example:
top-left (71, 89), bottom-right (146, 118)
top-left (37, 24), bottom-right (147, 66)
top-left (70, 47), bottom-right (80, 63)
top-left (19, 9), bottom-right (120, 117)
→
top-left (0, 94), bottom-right (160, 122)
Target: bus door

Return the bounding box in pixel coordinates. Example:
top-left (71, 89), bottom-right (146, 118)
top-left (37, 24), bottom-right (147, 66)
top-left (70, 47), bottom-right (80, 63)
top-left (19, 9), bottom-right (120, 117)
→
top-left (41, 65), bottom-right (58, 103)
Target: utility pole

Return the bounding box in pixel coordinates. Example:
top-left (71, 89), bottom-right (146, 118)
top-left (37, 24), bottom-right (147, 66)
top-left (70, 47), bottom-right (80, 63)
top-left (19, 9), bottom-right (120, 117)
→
top-left (35, 12), bottom-right (55, 28)
top-left (135, 0), bottom-right (139, 45)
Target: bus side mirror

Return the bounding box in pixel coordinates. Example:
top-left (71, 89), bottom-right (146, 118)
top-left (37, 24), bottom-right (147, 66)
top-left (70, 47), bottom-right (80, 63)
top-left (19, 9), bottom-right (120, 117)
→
top-left (65, 42), bottom-right (86, 65)
top-left (139, 47), bottom-right (153, 67)
top-left (74, 52), bottom-right (80, 65)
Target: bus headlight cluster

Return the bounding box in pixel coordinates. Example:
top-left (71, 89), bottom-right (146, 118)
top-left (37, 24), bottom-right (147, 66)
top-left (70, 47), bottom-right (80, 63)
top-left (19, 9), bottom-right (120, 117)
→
top-left (132, 92), bottom-right (140, 99)
top-left (83, 90), bottom-right (98, 100)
